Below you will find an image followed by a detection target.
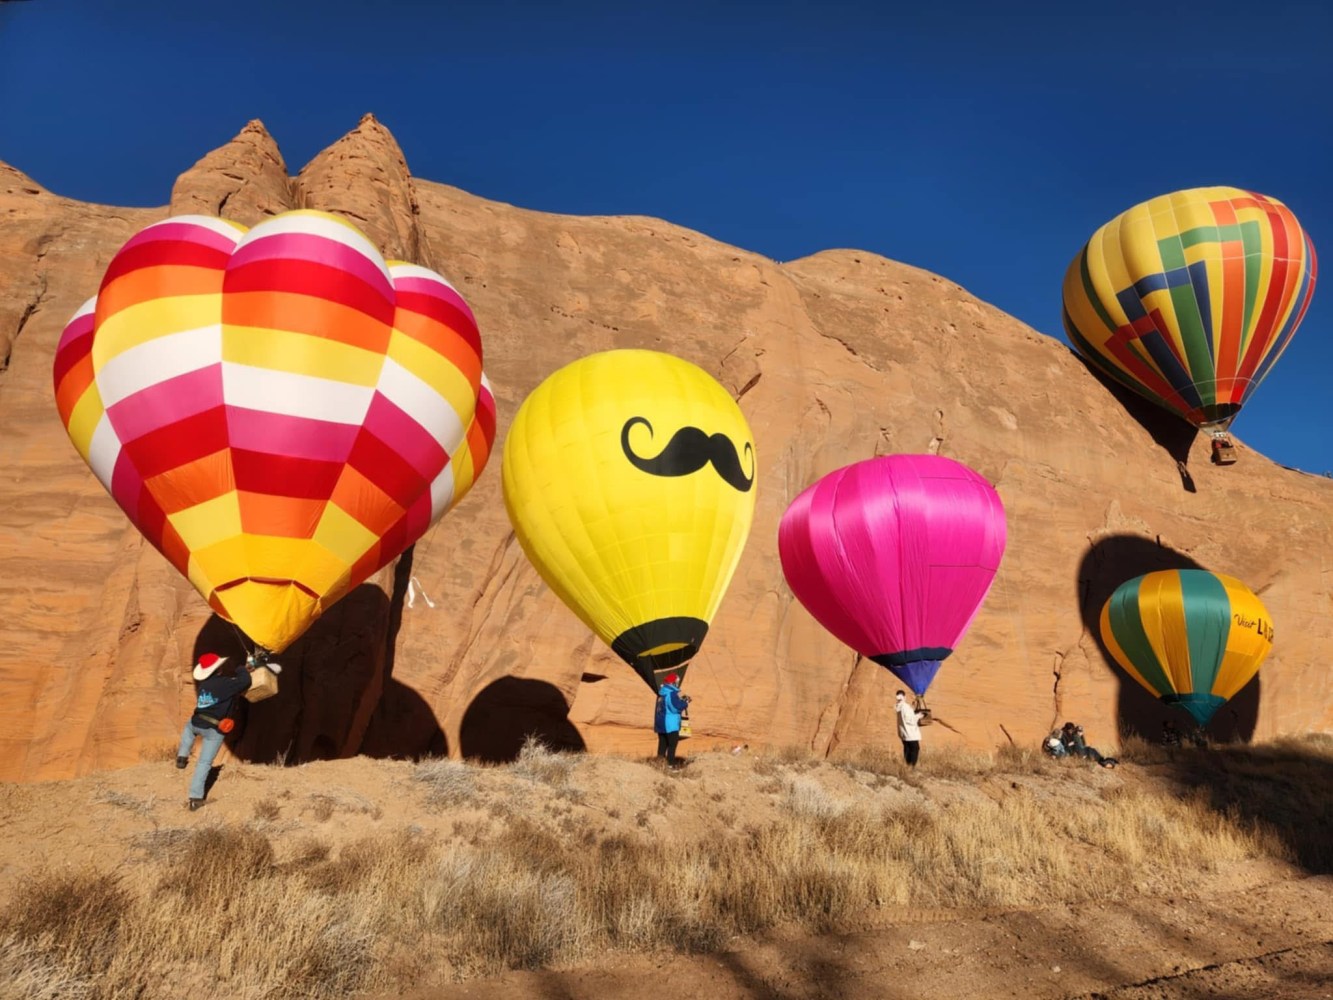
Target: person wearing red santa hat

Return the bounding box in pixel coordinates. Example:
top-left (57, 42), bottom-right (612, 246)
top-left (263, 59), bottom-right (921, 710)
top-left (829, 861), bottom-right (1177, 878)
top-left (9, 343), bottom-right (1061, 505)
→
top-left (177, 653), bottom-right (254, 810)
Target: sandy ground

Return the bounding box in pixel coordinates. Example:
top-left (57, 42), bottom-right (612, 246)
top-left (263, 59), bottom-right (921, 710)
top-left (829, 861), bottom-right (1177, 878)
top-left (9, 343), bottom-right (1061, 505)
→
top-left (1, 749), bottom-right (1329, 999)
top-left (385, 869), bottom-right (1332, 1000)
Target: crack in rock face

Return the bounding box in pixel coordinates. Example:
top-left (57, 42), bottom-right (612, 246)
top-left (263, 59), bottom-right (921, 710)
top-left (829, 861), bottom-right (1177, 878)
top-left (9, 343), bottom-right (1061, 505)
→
top-left (3, 273), bottom-right (47, 372)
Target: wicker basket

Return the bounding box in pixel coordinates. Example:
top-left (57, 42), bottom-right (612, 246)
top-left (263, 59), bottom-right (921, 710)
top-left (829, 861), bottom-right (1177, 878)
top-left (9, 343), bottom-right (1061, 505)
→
top-left (244, 666), bottom-right (280, 703)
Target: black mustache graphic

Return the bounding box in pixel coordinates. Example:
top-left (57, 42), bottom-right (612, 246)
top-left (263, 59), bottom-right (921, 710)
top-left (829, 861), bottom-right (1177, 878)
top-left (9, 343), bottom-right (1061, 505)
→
top-left (620, 417), bottom-right (755, 493)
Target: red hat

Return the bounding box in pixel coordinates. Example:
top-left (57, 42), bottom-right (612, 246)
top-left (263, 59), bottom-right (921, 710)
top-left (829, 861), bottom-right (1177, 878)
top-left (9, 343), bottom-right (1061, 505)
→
top-left (193, 653), bottom-right (228, 682)
top-left (664, 673), bottom-right (680, 685)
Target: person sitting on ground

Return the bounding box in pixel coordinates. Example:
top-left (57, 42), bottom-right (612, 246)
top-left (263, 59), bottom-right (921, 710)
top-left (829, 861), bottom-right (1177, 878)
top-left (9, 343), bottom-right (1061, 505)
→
top-left (1042, 729), bottom-right (1068, 757)
top-left (1060, 722), bottom-right (1117, 768)
top-left (178, 653), bottom-right (254, 810)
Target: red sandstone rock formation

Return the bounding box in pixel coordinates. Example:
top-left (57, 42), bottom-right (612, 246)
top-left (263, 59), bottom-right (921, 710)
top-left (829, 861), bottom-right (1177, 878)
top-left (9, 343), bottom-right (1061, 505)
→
top-left (2, 119), bottom-right (1329, 782)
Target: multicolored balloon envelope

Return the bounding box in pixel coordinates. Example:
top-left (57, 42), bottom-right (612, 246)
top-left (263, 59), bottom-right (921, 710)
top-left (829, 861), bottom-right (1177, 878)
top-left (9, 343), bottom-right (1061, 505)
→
top-left (1099, 569), bottom-right (1273, 726)
top-left (1063, 186), bottom-right (1317, 435)
top-left (502, 349), bottom-right (756, 691)
top-left (53, 211), bottom-right (496, 653)
top-left (778, 454), bottom-right (1006, 697)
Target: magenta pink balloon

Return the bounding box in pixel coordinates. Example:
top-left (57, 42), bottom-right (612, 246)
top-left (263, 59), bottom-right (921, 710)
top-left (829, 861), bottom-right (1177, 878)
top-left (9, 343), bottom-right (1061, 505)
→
top-left (777, 454), bottom-right (1006, 696)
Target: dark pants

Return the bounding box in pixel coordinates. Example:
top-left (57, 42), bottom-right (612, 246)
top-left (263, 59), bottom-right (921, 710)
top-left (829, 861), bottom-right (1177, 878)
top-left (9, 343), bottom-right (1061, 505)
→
top-left (1069, 734), bottom-right (1104, 763)
top-left (902, 740), bottom-right (920, 766)
top-left (657, 731), bottom-right (680, 763)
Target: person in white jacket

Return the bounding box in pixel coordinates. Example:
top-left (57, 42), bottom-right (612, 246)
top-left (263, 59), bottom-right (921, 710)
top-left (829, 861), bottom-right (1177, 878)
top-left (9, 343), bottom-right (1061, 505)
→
top-left (895, 690), bottom-right (924, 766)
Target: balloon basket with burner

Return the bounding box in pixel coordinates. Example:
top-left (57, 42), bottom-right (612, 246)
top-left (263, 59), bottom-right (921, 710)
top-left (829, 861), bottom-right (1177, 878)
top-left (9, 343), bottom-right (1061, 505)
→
top-left (913, 695), bottom-right (934, 725)
top-left (244, 665), bottom-right (280, 703)
top-left (1203, 421), bottom-right (1238, 465)
top-left (1209, 434), bottom-right (1237, 465)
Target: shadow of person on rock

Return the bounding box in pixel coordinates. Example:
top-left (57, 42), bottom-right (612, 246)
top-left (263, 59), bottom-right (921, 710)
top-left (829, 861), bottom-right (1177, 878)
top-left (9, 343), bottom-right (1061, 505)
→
top-left (1069, 348), bottom-right (1200, 493)
top-left (460, 677), bottom-right (586, 763)
top-left (191, 547), bottom-right (447, 765)
top-left (1076, 533), bottom-right (1259, 745)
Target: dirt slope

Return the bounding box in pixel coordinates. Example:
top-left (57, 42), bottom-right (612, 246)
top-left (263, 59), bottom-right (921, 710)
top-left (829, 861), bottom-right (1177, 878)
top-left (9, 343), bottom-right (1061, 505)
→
top-left (1, 742), bottom-right (1329, 1000)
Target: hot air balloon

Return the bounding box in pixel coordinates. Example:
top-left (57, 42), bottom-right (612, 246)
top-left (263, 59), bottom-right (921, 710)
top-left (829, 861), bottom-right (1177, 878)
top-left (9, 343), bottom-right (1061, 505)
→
top-left (1062, 187), bottom-right (1317, 464)
top-left (502, 349), bottom-right (756, 690)
top-left (778, 454), bottom-right (1006, 699)
top-left (1100, 569), bottom-right (1273, 726)
top-left (53, 211), bottom-right (495, 655)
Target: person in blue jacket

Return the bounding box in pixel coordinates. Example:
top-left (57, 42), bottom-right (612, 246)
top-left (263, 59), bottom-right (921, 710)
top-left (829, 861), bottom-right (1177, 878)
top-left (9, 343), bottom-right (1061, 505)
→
top-left (177, 653), bottom-right (254, 810)
top-left (654, 672), bottom-right (691, 767)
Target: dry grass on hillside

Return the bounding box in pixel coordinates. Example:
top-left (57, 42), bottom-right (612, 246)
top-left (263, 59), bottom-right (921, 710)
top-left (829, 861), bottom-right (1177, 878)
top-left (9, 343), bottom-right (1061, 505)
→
top-left (2, 735), bottom-right (1325, 1000)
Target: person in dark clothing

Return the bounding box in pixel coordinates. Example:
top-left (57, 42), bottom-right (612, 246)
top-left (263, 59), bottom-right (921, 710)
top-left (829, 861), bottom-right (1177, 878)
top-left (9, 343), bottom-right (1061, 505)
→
top-left (654, 673), bottom-right (691, 767)
top-left (1060, 722), bottom-right (1117, 768)
top-left (177, 653), bottom-right (253, 810)
top-left (1161, 719), bottom-right (1183, 748)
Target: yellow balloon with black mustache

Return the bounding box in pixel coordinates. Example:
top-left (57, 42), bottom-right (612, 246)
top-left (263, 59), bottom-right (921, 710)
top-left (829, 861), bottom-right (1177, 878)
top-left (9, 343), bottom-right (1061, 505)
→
top-left (502, 349), bottom-right (757, 690)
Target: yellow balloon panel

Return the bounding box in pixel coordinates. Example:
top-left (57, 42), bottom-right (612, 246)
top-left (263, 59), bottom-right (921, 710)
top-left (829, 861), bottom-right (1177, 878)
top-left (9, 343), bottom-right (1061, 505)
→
top-left (1213, 576), bottom-right (1274, 702)
top-left (502, 350), bottom-right (756, 688)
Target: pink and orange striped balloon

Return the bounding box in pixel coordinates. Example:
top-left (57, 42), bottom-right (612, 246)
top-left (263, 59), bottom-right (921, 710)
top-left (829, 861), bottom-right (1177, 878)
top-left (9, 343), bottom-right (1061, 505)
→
top-left (54, 210), bottom-right (496, 652)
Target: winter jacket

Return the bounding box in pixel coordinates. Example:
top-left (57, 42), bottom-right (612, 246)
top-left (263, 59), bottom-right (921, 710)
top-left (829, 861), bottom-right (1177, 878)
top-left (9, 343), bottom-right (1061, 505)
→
top-left (654, 683), bottom-right (689, 734)
top-left (895, 699), bottom-right (922, 742)
top-left (191, 672), bottom-right (252, 730)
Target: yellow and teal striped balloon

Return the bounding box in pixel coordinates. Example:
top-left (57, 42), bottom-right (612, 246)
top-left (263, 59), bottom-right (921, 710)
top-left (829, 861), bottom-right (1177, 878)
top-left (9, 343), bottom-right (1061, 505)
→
top-left (1099, 569), bottom-right (1274, 726)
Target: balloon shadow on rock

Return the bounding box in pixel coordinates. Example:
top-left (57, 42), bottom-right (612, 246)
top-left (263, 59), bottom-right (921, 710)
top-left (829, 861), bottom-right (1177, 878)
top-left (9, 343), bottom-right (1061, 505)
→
top-left (1077, 533), bottom-right (1259, 744)
top-left (1069, 349), bottom-right (1199, 493)
top-left (459, 677), bottom-right (586, 763)
top-left (1157, 739), bottom-right (1333, 875)
top-left (191, 546), bottom-right (448, 765)
top-left (360, 547), bottom-right (450, 760)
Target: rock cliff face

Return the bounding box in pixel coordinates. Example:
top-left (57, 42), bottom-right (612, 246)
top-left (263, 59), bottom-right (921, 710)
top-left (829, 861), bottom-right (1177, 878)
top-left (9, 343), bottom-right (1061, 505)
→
top-left (2, 117), bottom-right (1330, 782)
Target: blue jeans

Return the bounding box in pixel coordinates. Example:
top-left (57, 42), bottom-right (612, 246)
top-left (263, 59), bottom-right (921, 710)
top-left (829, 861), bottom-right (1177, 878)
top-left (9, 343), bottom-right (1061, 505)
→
top-left (178, 721), bottom-right (226, 801)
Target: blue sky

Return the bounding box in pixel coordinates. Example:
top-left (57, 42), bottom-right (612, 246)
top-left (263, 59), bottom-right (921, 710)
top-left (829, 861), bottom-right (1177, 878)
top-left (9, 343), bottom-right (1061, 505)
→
top-left (2, 0), bottom-right (1329, 473)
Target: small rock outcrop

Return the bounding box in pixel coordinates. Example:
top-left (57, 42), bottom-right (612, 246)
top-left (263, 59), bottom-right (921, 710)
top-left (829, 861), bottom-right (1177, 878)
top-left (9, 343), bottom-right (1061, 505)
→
top-left (294, 113), bottom-right (424, 263)
top-left (169, 119), bottom-right (294, 223)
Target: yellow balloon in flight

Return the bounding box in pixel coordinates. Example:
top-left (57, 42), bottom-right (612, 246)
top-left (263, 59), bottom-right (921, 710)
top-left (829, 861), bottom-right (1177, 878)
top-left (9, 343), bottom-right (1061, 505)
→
top-left (502, 350), bottom-right (757, 690)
